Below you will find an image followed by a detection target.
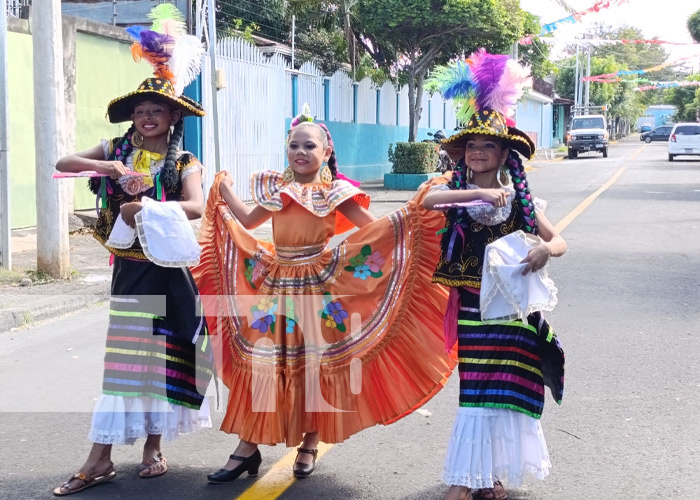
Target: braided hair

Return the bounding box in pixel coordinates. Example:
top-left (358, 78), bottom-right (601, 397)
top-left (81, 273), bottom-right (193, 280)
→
top-left (439, 146), bottom-right (538, 264)
top-left (160, 118), bottom-right (185, 191)
top-left (504, 149), bottom-right (538, 235)
top-left (88, 125), bottom-right (136, 194)
top-left (88, 116), bottom-right (184, 195)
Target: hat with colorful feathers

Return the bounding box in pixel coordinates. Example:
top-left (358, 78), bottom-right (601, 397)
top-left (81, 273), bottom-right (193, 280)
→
top-left (106, 5), bottom-right (206, 123)
top-left (428, 49), bottom-right (535, 160)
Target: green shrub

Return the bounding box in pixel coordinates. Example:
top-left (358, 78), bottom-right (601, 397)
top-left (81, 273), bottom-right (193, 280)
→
top-left (388, 142), bottom-right (439, 174)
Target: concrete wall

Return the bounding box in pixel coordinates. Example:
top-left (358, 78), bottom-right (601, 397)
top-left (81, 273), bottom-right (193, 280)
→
top-left (7, 27), bottom-right (36, 228)
top-left (284, 119), bottom-right (440, 182)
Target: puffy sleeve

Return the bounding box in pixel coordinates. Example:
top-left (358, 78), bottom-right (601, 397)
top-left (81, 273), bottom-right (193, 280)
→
top-left (177, 151), bottom-right (204, 181)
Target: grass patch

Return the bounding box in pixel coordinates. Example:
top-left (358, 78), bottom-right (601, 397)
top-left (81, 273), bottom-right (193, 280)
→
top-left (0, 268), bottom-right (28, 286)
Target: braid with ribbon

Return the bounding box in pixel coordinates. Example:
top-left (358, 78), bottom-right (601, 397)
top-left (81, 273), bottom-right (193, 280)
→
top-left (160, 118), bottom-right (184, 192)
top-left (505, 149), bottom-right (538, 235)
top-left (438, 158), bottom-right (470, 263)
top-left (88, 125), bottom-right (136, 194)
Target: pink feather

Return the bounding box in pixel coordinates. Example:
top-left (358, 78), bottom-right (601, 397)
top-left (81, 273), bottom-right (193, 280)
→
top-left (469, 49), bottom-right (532, 117)
top-left (486, 60), bottom-right (532, 117)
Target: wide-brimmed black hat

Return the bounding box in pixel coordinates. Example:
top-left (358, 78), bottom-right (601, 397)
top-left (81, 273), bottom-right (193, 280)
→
top-left (442, 108), bottom-right (535, 160)
top-left (106, 77), bottom-right (205, 123)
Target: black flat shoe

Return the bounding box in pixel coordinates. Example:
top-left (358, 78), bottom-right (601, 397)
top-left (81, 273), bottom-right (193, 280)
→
top-left (292, 447), bottom-right (318, 478)
top-left (207, 449), bottom-right (262, 484)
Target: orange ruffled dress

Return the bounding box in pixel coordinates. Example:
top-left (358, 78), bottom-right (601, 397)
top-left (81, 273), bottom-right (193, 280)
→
top-left (193, 171), bottom-right (456, 446)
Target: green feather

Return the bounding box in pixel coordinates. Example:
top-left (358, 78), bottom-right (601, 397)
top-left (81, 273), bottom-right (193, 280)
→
top-left (148, 4), bottom-right (185, 33)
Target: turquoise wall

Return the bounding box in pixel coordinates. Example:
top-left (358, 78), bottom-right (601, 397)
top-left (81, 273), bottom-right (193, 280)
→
top-left (284, 119), bottom-right (440, 182)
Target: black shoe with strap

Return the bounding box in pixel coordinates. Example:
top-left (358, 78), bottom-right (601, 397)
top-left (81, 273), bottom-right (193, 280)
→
top-left (292, 447), bottom-right (318, 478)
top-left (207, 449), bottom-right (262, 484)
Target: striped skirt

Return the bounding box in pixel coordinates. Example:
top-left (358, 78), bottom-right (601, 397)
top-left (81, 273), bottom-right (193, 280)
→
top-left (89, 257), bottom-right (214, 445)
top-left (442, 288), bottom-right (564, 488)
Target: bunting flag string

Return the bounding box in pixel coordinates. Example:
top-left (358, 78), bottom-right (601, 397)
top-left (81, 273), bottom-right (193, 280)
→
top-left (582, 54), bottom-right (700, 82)
top-left (635, 81), bottom-right (700, 91)
top-left (539, 0), bottom-right (629, 35)
top-left (520, 36), bottom-right (700, 47)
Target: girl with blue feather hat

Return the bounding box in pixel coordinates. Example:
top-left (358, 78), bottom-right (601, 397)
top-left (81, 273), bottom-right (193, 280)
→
top-left (424, 50), bottom-right (568, 500)
top-left (53, 6), bottom-right (213, 495)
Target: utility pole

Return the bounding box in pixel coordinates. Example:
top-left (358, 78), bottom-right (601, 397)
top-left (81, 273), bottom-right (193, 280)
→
top-left (32, 0), bottom-right (69, 278)
top-left (206, 0), bottom-right (221, 173)
top-left (573, 44), bottom-right (580, 115)
top-left (291, 15), bottom-right (295, 69)
top-left (584, 43), bottom-right (591, 113)
top-left (0, 0), bottom-right (11, 269)
top-left (112, 0), bottom-right (116, 26)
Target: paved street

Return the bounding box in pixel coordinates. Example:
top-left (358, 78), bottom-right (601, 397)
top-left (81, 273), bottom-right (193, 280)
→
top-left (2, 137), bottom-right (700, 499)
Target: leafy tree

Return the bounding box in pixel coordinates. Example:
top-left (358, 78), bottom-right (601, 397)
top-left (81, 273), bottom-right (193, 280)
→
top-left (666, 75), bottom-right (700, 122)
top-left (216, 0), bottom-right (290, 44)
top-left (354, 0), bottom-right (525, 142)
top-left (688, 9), bottom-right (700, 43)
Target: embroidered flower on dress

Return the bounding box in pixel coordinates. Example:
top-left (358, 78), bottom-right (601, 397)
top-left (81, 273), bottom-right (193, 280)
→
top-left (251, 309), bottom-right (274, 333)
top-left (122, 175), bottom-right (145, 196)
top-left (345, 245), bottom-right (385, 279)
top-left (365, 251), bottom-right (385, 273)
top-left (244, 258), bottom-right (265, 289)
top-left (353, 265), bottom-right (372, 280)
top-left (318, 292), bottom-right (349, 332)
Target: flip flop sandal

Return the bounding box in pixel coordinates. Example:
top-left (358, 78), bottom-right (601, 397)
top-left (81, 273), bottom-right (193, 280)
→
top-left (474, 481), bottom-right (508, 500)
top-left (53, 469), bottom-right (116, 496)
top-left (139, 453), bottom-right (168, 478)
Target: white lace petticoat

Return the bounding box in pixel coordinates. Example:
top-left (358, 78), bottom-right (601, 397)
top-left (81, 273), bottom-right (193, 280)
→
top-left (88, 394), bottom-right (212, 445)
top-left (443, 407), bottom-right (551, 489)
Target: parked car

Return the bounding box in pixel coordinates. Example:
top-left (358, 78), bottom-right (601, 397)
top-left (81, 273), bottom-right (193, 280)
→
top-left (640, 124), bottom-right (652, 133)
top-left (566, 115), bottom-right (609, 159)
top-left (640, 125), bottom-right (673, 143)
top-left (668, 123), bottom-right (700, 161)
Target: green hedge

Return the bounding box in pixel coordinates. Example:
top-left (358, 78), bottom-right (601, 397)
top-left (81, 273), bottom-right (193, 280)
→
top-left (388, 142), bottom-right (439, 174)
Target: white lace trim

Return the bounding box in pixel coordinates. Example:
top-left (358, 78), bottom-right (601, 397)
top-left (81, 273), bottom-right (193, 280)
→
top-left (442, 407), bottom-right (551, 488)
top-left (480, 230), bottom-right (559, 322)
top-left (134, 198), bottom-right (201, 268)
top-left (429, 182), bottom-right (546, 226)
top-left (88, 395), bottom-right (211, 445)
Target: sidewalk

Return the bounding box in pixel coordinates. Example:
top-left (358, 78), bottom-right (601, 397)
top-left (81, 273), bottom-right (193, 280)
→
top-left (0, 182), bottom-right (414, 333)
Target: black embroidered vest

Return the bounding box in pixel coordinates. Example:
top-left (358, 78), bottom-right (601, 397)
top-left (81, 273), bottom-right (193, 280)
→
top-left (432, 198), bottom-right (529, 288)
top-left (92, 147), bottom-right (197, 260)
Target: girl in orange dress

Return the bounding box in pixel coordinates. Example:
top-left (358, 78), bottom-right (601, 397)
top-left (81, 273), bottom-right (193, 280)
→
top-left (192, 110), bottom-right (457, 482)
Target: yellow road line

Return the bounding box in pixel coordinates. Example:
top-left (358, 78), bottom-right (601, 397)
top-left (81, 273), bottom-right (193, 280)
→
top-left (554, 145), bottom-right (646, 233)
top-left (236, 442), bottom-right (334, 500)
top-left (233, 143), bottom-right (645, 500)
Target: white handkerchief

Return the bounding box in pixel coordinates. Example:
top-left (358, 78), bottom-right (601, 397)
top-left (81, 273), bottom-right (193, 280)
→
top-left (135, 197), bottom-right (201, 268)
top-left (105, 214), bottom-right (137, 249)
top-left (480, 231), bottom-right (558, 322)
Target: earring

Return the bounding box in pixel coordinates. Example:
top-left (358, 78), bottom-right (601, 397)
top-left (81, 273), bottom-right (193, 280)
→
top-left (320, 164), bottom-right (332, 184)
top-left (466, 167), bottom-right (473, 181)
top-left (283, 166), bottom-right (295, 183)
top-left (498, 166), bottom-right (509, 188)
top-left (131, 131), bottom-right (144, 148)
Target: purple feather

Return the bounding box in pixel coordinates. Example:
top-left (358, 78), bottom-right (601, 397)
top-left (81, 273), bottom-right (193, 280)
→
top-left (139, 30), bottom-right (174, 58)
top-left (470, 50), bottom-right (508, 111)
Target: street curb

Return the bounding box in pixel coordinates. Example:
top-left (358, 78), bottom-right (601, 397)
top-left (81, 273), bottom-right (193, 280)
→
top-left (0, 292), bottom-right (110, 333)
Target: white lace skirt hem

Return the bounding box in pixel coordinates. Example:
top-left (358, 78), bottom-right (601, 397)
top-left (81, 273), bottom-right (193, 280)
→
top-left (442, 407), bottom-right (551, 489)
top-left (88, 394), bottom-right (212, 445)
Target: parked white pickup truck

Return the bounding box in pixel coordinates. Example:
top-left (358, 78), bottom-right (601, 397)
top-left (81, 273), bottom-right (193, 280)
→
top-left (566, 115), bottom-right (609, 159)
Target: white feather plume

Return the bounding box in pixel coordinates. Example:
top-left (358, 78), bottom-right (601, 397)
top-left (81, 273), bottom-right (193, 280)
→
top-left (168, 35), bottom-right (205, 96)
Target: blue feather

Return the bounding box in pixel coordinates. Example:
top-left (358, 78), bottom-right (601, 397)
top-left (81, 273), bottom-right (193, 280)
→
top-left (125, 25), bottom-right (146, 41)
